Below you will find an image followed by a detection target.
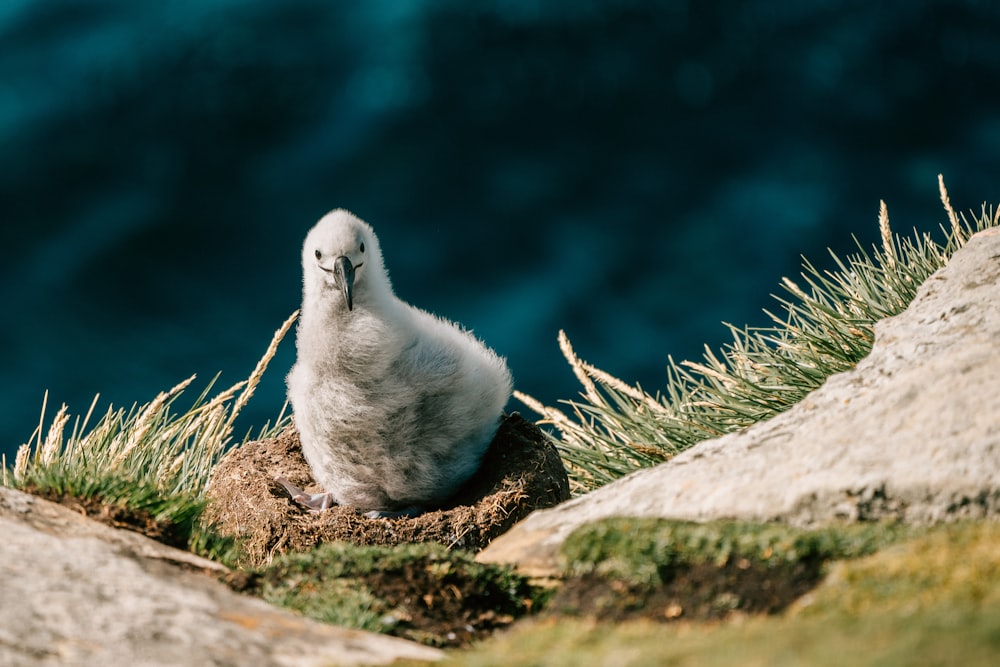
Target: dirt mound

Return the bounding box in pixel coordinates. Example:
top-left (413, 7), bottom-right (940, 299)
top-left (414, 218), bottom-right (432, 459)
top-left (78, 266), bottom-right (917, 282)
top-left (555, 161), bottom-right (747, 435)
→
top-left (22, 486), bottom-right (189, 550)
top-left (546, 557), bottom-right (825, 623)
top-left (232, 541), bottom-right (542, 648)
top-left (204, 413), bottom-right (570, 565)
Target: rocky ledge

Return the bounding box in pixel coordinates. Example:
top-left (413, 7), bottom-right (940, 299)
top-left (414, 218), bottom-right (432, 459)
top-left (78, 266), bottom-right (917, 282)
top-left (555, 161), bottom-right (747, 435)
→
top-left (480, 228), bottom-right (1000, 575)
top-left (0, 486), bottom-right (443, 666)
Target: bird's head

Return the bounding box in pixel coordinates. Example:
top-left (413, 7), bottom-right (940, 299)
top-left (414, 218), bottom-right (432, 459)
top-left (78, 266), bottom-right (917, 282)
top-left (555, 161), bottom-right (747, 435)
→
top-left (302, 209), bottom-right (385, 311)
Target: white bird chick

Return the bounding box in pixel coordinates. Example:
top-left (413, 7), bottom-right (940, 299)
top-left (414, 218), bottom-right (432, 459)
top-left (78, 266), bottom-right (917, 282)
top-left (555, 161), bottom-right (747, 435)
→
top-left (281, 209), bottom-right (513, 517)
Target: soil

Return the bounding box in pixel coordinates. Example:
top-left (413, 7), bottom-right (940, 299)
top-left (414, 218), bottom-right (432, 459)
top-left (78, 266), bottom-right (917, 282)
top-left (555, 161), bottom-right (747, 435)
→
top-left (361, 558), bottom-right (532, 647)
top-left (232, 551), bottom-right (541, 648)
top-left (226, 550), bottom-right (829, 647)
top-left (545, 554), bottom-right (826, 623)
top-left (22, 486), bottom-right (188, 550)
top-left (203, 412), bottom-right (572, 566)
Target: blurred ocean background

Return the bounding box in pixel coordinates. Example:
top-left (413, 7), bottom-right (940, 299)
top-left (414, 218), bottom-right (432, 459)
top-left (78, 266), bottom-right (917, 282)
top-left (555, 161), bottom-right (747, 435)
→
top-left (1, 0), bottom-right (997, 460)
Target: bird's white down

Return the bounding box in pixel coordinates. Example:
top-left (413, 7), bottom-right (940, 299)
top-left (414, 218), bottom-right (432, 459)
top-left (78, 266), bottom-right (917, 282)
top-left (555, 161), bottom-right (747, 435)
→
top-left (284, 209), bottom-right (513, 516)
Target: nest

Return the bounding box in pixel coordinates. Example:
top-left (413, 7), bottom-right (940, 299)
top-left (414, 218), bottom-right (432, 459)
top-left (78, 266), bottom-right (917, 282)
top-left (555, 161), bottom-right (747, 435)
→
top-left (204, 413), bottom-right (570, 566)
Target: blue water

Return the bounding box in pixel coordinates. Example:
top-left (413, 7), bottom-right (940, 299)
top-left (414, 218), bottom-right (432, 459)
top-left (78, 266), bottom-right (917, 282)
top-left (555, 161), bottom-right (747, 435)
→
top-left (1, 1), bottom-right (997, 459)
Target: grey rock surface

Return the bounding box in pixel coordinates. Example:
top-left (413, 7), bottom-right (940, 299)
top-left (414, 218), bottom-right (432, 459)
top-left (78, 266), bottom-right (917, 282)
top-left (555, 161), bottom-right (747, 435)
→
top-left (0, 487), bottom-right (442, 667)
top-left (480, 228), bottom-right (1000, 575)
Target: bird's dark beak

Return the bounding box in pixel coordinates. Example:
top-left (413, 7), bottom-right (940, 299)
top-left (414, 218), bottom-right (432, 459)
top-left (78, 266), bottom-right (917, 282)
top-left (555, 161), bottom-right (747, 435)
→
top-left (333, 255), bottom-right (355, 311)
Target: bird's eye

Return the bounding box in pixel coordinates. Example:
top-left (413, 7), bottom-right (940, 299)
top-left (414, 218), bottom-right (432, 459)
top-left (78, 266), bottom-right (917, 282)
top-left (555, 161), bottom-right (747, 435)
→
top-left (360, 242), bottom-right (365, 253)
top-left (314, 249), bottom-right (322, 260)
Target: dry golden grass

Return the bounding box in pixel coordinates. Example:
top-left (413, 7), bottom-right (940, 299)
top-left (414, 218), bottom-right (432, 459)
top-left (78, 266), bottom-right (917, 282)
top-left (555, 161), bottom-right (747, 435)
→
top-left (517, 177), bottom-right (998, 493)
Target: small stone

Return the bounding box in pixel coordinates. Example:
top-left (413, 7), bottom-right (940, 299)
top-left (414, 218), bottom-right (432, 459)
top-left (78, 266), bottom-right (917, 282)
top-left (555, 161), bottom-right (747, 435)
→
top-left (664, 602), bottom-right (683, 619)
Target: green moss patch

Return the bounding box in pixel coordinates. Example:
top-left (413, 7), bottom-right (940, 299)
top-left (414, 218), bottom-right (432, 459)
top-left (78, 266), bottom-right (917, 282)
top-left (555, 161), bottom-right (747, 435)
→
top-left (239, 541), bottom-right (545, 647)
top-left (23, 481), bottom-right (195, 550)
top-left (561, 517), bottom-right (909, 582)
top-left (546, 517), bottom-right (909, 622)
top-left (425, 520), bottom-right (1000, 667)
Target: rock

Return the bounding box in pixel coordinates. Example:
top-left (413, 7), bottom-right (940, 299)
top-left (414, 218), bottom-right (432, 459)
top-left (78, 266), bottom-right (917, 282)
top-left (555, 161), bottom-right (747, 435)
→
top-left (204, 413), bottom-right (570, 566)
top-left (479, 228), bottom-right (1000, 576)
top-left (0, 487), bottom-right (443, 667)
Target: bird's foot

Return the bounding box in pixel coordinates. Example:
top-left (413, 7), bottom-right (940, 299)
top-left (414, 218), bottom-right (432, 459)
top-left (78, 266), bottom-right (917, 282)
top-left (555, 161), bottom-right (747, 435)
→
top-left (275, 476), bottom-right (422, 518)
top-left (274, 476), bottom-right (336, 512)
top-left (363, 507), bottom-right (423, 520)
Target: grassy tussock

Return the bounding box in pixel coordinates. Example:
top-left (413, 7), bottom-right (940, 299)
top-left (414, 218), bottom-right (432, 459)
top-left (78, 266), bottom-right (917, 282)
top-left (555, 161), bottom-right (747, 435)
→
top-left (517, 176), bottom-right (999, 493)
top-left (2, 311), bottom-right (297, 553)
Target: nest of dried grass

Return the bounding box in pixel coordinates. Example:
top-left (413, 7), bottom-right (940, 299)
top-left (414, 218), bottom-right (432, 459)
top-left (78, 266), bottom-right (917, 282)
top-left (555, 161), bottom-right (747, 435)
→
top-left (204, 413), bottom-right (569, 566)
